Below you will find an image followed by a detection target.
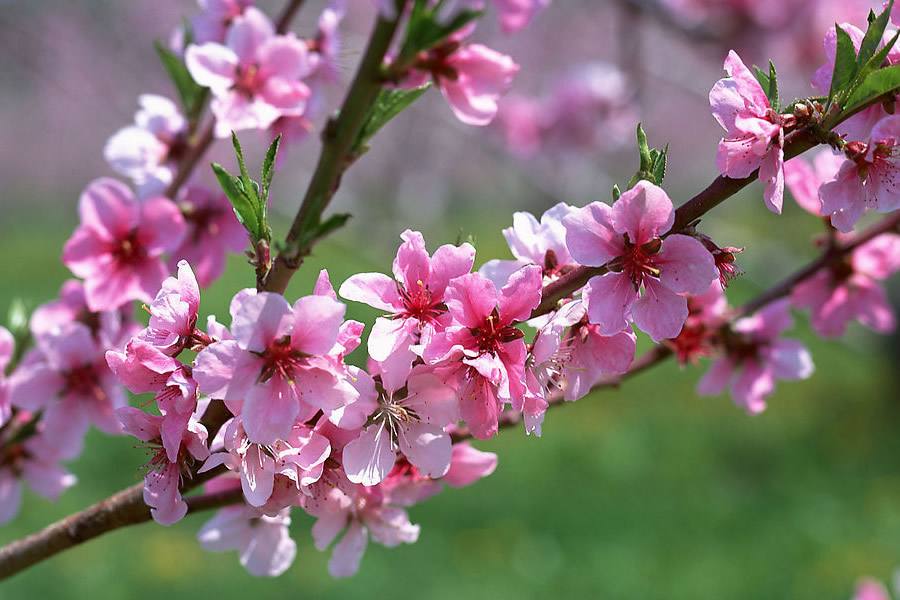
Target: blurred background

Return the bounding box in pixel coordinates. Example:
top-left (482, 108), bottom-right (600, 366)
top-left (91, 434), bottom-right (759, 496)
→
top-left (1, 0), bottom-right (899, 598)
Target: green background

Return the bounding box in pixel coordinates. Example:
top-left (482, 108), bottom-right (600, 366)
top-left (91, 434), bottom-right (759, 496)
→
top-left (0, 196), bottom-right (898, 600)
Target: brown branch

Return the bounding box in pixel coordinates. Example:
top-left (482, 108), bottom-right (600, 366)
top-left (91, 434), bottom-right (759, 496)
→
top-left (0, 465), bottom-right (231, 581)
top-left (263, 4), bottom-right (408, 294)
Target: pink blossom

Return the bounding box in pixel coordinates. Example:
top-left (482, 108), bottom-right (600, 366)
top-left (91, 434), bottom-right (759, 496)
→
top-left (62, 178), bottom-right (186, 312)
top-left (563, 181), bottom-right (718, 342)
top-left (495, 95), bottom-right (544, 156)
top-left (192, 0), bottom-right (254, 45)
top-left (137, 261), bottom-right (202, 355)
top-left (480, 202), bottom-right (578, 288)
top-left (29, 279), bottom-right (137, 349)
top-left (103, 95), bottom-right (187, 196)
top-left (422, 266), bottom-right (543, 439)
top-left (339, 230), bottom-right (474, 376)
top-left (193, 289), bottom-right (358, 444)
top-left (783, 149), bottom-right (844, 216)
top-left (465, 0), bottom-right (550, 33)
top-left (851, 578), bottom-right (891, 600)
top-left (0, 327), bottom-right (14, 426)
top-left (342, 364), bottom-right (458, 486)
top-left (709, 50), bottom-right (785, 213)
top-left (442, 442), bottom-right (498, 487)
top-left (198, 499), bottom-right (297, 577)
top-left (200, 417), bottom-right (330, 508)
top-left (307, 1), bottom-right (346, 83)
top-left (697, 299), bottom-right (814, 414)
top-left (106, 340), bottom-right (201, 462)
top-left (185, 7), bottom-right (312, 136)
top-left (9, 323), bottom-right (125, 459)
top-left (820, 116), bottom-right (900, 232)
top-left (402, 41), bottom-right (519, 126)
top-left (546, 301), bottom-right (637, 405)
top-left (792, 234), bottom-right (900, 337)
top-left (0, 431), bottom-right (77, 525)
top-left (668, 280), bottom-right (729, 365)
top-left (170, 186), bottom-right (248, 287)
top-left (304, 474), bottom-right (419, 578)
top-left (118, 406), bottom-right (209, 525)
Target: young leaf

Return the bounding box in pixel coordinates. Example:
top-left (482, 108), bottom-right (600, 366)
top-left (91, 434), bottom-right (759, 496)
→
top-left (353, 85), bottom-right (430, 153)
top-left (261, 135), bottom-right (282, 201)
top-left (857, 1), bottom-right (893, 68)
top-left (154, 41), bottom-right (204, 118)
top-left (651, 145), bottom-right (668, 185)
top-left (611, 184), bottom-right (621, 202)
top-left (212, 162), bottom-right (261, 240)
top-left (830, 25), bottom-right (859, 99)
top-left (842, 63), bottom-right (900, 115)
top-left (636, 123), bottom-right (652, 172)
top-left (752, 66), bottom-right (771, 96)
top-left (230, 133), bottom-right (258, 203)
top-left (767, 60), bottom-right (779, 111)
top-left (403, 9), bottom-right (483, 55)
top-left (298, 213), bottom-right (352, 250)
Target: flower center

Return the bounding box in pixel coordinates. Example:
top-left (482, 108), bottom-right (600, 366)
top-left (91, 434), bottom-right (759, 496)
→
top-left (608, 236), bottom-right (663, 290)
top-left (257, 336), bottom-right (307, 384)
top-left (397, 280), bottom-right (445, 323)
top-left (234, 64), bottom-right (262, 97)
top-left (470, 308), bottom-right (523, 355)
top-left (113, 232), bottom-right (146, 265)
top-left (62, 364), bottom-right (107, 401)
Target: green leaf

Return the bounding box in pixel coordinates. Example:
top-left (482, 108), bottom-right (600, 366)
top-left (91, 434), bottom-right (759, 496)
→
top-left (299, 213), bottom-right (352, 249)
top-left (230, 133), bottom-right (258, 203)
top-left (830, 25), bottom-right (859, 99)
top-left (857, 1), bottom-right (893, 68)
top-left (767, 60), bottom-right (779, 112)
top-left (154, 41), bottom-right (204, 118)
top-left (212, 162), bottom-right (260, 240)
top-left (354, 85), bottom-right (431, 153)
top-left (752, 66), bottom-right (770, 96)
top-left (636, 123), bottom-right (651, 172)
top-left (260, 135), bottom-right (282, 201)
top-left (611, 184), bottom-right (621, 202)
top-left (402, 4), bottom-right (483, 56)
top-left (650, 144), bottom-right (668, 185)
top-left (843, 63), bottom-right (900, 115)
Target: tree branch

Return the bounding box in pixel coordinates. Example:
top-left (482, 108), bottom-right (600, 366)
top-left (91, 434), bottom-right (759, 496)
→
top-left (263, 4), bottom-right (407, 294)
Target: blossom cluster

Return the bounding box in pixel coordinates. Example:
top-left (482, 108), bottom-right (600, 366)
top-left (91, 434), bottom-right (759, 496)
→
top-left (2, 0), bottom-right (900, 585)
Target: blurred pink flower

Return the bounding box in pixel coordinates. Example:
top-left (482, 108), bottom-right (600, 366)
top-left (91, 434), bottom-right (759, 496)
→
top-left (62, 178), bottom-right (186, 312)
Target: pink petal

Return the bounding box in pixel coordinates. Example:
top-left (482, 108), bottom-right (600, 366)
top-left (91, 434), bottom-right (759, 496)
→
top-left (239, 515), bottom-right (297, 576)
top-left (291, 295), bottom-right (346, 355)
top-left (562, 202), bottom-right (622, 266)
top-left (443, 442), bottom-right (497, 487)
top-left (583, 272), bottom-right (635, 335)
top-left (398, 422), bottom-right (451, 478)
top-left (241, 444), bottom-right (275, 506)
top-left (231, 291), bottom-right (293, 352)
top-left (631, 279), bottom-right (689, 342)
top-left (78, 178), bottom-right (139, 241)
top-left (138, 197), bottom-right (187, 256)
top-left (657, 234), bottom-right (717, 295)
top-left (185, 43), bottom-right (238, 91)
top-left (226, 7), bottom-right (274, 63)
top-left (343, 424), bottom-right (396, 486)
top-left (392, 230), bottom-right (431, 291)
top-left (428, 242), bottom-right (476, 297)
top-left (765, 339), bottom-right (814, 381)
top-left (499, 264), bottom-right (542, 323)
top-left (444, 273), bottom-right (498, 328)
top-left (329, 521), bottom-right (367, 578)
top-left (760, 145), bottom-right (785, 214)
top-left (610, 180), bottom-right (674, 243)
top-left (339, 272), bottom-right (402, 313)
top-left (241, 378), bottom-right (298, 445)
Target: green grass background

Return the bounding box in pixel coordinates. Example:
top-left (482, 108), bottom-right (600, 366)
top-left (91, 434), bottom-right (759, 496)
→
top-left (0, 196), bottom-right (898, 600)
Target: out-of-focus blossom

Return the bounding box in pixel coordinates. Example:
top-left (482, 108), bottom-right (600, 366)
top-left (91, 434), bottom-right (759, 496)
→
top-left (0, 327), bottom-right (14, 426)
top-left (563, 181), bottom-right (718, 342)
top-left (0, 428), bottom-right (76, 525)
top-left (186, 7), bottom-right (312, 136)
top-left (9, 323), bottom-right (125, 459)
top-left (792, 234), bottom-right (900, 337)
top-left (198, 476), bottom-right (297, 577)
top-left (668, 280), bottom-right (729, 365)
top-left (103, 95), bottom-right (187, 197)
top-left (193, 0), bottom-right (254, 45)
top-left (697, 299), bottom-right (814, 413)
top-left (783, 149), bottom-right (844, 216)
top-left (171, 186), bottom-right (247, 287)
top-left (62, 178), bottom-right (186, 311)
